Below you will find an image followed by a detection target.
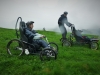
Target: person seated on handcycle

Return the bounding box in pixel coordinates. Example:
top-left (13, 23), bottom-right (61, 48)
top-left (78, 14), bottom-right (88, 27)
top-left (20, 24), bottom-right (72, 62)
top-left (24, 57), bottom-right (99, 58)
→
top-left (71, 25), bottom-right (90, 42)
top-left (24, 21), bottom-right (49, 49)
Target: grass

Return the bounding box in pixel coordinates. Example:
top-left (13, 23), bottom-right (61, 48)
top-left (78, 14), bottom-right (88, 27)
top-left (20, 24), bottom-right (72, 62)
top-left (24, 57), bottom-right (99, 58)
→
top-left (0, 27), bottom-right (100, 75)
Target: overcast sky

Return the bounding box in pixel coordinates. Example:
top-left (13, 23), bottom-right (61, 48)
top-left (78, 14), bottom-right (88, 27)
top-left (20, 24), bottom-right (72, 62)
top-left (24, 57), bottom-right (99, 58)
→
top-left (0, 0), bottom-right (100, 30)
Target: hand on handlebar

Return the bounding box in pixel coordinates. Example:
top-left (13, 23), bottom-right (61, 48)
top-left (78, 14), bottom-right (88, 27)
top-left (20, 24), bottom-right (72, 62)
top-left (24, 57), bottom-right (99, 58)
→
top-left (71, 24), bottom-right (75, 27)
top-left (43, 35), bottom-right (46, 38)
top-left (40, 35), bottom-right (46, 38)
top-left (69, 23), bottom-right (74, 27)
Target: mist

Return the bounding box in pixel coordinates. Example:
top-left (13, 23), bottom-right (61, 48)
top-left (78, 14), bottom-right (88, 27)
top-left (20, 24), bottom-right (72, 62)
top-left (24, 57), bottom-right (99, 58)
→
top-left (0, 0), bottom-right (100, 35)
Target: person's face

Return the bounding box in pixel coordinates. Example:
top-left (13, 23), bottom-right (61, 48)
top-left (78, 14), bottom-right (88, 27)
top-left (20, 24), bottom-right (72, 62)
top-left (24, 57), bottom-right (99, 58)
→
top-left (64, 14), bottom-right (67, 17)
top-left (29, 23), bottom-right (34, 29)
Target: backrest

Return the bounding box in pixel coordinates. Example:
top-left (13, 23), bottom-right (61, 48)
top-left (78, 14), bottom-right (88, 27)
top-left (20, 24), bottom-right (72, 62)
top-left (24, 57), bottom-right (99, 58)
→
top-left (71, 26), bottom-right (77, 36)
top-left (71, 26), bottom-right (82, 41)
top-left (19, 21), bottom-right (28, 42)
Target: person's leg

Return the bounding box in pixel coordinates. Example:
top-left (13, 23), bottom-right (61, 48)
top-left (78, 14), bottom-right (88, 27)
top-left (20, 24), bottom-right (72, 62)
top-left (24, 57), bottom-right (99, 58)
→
top-left (63, 26), bottom-right (67, 40)
top-left (59, 25), bottom-right (67, 40)
top-left (37, 40), bottom-right (48, 48)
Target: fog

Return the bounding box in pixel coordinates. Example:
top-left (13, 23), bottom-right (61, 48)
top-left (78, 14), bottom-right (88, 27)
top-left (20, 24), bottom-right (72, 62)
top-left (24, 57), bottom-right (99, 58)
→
top-left (0, 0), bottom-right (100, 35)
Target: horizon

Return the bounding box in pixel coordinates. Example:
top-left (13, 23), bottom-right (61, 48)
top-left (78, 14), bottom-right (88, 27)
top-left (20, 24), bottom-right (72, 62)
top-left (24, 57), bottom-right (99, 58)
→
top-left (0, 0), bottom-right (100, 35)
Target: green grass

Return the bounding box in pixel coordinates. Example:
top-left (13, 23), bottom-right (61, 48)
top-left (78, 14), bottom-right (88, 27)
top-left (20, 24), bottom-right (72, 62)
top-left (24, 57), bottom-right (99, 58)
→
top-left (0, 27), bottom-right (100, 75)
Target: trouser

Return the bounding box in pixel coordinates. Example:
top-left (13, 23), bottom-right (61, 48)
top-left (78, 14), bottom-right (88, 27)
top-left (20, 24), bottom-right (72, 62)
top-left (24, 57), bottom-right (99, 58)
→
top-left (59, 24), bottom-right (67, 39)
top-left (33, 39), bottom-right (48, 48)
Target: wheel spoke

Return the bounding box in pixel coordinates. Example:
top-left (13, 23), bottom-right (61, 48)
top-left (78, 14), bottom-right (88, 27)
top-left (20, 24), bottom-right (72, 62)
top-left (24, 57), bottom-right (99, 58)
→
top-left (40, 49), bottom-right (57, 61)
top-left (91, 42), bottom-right (98, 50)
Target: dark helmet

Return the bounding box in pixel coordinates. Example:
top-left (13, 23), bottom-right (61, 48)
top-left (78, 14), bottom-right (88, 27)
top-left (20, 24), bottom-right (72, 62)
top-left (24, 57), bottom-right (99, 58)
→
top-left (29, 21), bottom-right (34, 25)
top-left (64, 11), bottom-right (68, 15)
top-left (26, 21), bottom-right (34, 27)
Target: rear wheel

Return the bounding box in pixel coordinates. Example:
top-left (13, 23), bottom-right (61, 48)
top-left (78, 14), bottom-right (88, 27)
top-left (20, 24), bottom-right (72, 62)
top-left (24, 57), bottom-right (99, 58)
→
top-left (40, 48), bottom-right (57, 61)
top-left (7, 39), bottom-right (25, 56)
top-left (90, 42), bottom-right (99, 50)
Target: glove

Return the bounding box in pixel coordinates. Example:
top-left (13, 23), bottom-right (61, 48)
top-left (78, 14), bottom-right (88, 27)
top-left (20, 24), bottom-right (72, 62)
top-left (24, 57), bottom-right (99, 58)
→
top-left (69, 23), bottom-right (74, 27)
top-left (40, 35), bottom-right (46, 39)
top-left (71, 24), bottom-right (75, 27)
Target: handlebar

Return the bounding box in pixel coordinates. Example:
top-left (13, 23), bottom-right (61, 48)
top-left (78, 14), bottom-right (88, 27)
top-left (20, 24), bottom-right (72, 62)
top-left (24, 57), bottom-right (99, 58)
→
top-left (70, 24), bottom-right (75, 27)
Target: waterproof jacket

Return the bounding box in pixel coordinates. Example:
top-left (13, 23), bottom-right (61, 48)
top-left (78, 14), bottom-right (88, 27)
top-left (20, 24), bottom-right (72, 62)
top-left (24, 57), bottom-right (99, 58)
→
top-left (58, 14), bottom-right (72, 27)
top-left (24, 28), bottom-right (37, 43)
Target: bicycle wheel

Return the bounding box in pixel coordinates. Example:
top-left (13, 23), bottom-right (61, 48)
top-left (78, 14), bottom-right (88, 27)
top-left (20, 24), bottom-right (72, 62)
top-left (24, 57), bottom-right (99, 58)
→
top-left (62, 40), bottom-right (71, 47)
top-left (48, 42), bottom-right (58, 54)
top-left (7, 39), bottom-right (25, 56)
top-left (90, 42), bottom-right (99, 50)
top-left (40, 48), bottom-right (57, 61)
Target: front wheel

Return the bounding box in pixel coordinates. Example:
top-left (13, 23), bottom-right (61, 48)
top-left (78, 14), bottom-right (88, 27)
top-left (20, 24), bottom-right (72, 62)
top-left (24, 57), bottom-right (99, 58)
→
top-left (40, 48), bottom-right (57, 61)
top-left (90, 42), bottom-right (99, 50)
top-left (62, 40), bottom-right (71, 47)
top-left (48, 42), bottom-right (58, 54)
top-left (7, 39), bottom-right (25, 56)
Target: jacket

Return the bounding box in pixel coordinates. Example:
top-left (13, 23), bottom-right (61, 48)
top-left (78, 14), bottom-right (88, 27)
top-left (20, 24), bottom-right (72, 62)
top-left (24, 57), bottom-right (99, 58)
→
top-left (58, 14), bottom-right (72, 27)
top-left (24, 28), bottom-right (43, 43)
top-left (24, 28), bottom-right (36, 43)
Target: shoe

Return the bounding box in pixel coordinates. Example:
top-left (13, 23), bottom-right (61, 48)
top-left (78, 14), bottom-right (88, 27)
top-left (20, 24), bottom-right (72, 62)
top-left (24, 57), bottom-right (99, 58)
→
top-left (25, 49), bottom-right (29, 55)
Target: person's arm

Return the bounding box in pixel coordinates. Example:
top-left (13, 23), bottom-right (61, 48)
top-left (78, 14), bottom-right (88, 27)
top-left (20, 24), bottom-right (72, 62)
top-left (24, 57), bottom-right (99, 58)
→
top-left (32, 30), bottom-right (38, 34)
top-left (25, 28), bottom-right (36, 39)
top-left (63, 18), bottom-right (72, 27)
top-left (33, 33), bottom-right (46, 39)
top-left (31, 29), bottom-right (45, 39)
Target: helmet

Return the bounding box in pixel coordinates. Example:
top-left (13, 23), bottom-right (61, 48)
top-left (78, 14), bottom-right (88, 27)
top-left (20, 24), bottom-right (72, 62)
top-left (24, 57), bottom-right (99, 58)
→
top-left (26, 21), bottom-right (34, 27)
top-left (29, 21), bottom-right (34, 25)
top-left (64, 11), bottom-right (68, 14)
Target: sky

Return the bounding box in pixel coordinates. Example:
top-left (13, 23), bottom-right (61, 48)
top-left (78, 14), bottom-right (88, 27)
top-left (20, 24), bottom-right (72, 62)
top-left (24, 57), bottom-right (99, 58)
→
top-left (0, 0), bottom-right (100, 31)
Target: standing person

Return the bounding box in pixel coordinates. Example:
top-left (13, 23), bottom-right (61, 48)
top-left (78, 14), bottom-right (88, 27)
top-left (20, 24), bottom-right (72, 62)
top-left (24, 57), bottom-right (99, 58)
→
top-left (58, 11), bottom-right (72, 40)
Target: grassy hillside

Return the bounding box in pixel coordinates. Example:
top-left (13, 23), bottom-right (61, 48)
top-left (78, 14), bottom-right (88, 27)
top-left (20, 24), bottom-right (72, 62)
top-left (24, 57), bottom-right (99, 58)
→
top-left (0, 27), bottom-right (100, 75)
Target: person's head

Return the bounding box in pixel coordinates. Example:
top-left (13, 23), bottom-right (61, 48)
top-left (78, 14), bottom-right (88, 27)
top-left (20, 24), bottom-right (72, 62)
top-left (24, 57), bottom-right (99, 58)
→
top-left (63, 11), bottom-right (68, 16)
top-left (26, 21), bottom-right (34, 30)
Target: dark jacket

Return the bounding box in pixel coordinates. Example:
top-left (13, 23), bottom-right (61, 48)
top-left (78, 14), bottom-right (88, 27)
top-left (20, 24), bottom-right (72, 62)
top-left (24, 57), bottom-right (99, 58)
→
top-left (24, 28), bottom-right (37, 43)
top-left (58, 14), bottom-right (72, 27)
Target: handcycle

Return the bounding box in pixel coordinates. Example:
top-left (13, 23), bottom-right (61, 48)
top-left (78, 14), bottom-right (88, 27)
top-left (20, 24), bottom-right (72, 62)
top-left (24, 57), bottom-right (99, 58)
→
top-left (60, 25), bottom-right (99, 50)
top-left (6, 17), bottom-right (58, 61)
top-left (69, 25), bottom-right (99, 50)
